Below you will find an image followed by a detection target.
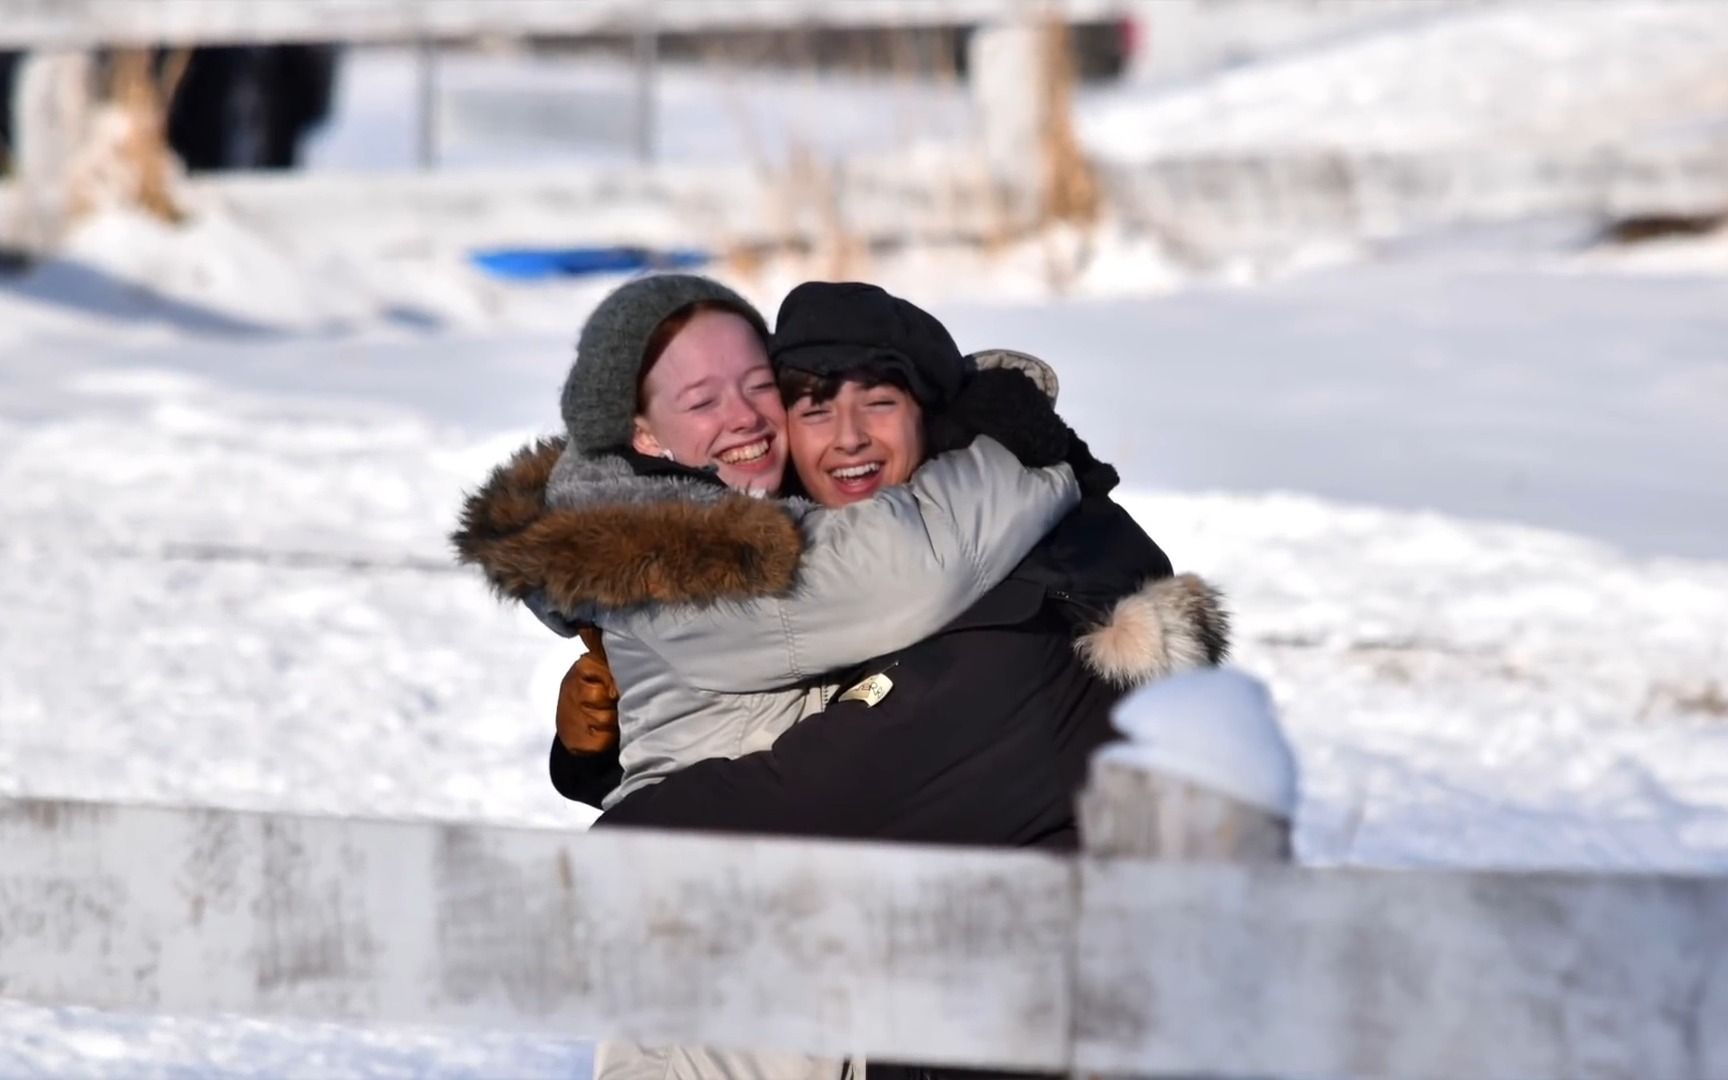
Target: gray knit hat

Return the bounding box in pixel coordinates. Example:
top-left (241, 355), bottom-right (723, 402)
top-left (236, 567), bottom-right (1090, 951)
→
top-left (560, 274), bottom-right (768, 454)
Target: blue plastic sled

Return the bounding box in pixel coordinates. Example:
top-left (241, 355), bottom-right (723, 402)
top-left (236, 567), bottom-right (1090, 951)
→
top-left (469, 245), bottom-right (709, 281)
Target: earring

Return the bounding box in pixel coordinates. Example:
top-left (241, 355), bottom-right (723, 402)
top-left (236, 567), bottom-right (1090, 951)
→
top-left (659, 449), bottom-right (675, 460)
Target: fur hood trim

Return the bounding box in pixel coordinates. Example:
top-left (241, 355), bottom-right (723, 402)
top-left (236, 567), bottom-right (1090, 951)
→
top-left (1075, 573), bottom-right (1231, 688)
top-left (451, 437), bottom-right (804, 611)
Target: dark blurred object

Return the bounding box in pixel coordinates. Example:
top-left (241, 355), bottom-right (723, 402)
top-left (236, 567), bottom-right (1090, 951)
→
top-left (1062, 18), bottom-right (1137, 82)
top-left (166, 46), bottom-right (338, 170)
top-left (534, 17), bottom-right (1136, 82)
top-left (0, 44), bottom-right (338, 173)
top-left (1599, 211), bottom-right (1727, 246)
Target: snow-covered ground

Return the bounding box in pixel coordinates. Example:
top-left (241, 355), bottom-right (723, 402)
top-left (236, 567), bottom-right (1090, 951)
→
top-left (5, 248), bottom-right (1726, 1074)
top-left (4, 2), bottom-right (1727, 1075)
top-left (4, 256), bottom-right (1723, 837)
top-left (1082, 2), bottom-right (1728, 160)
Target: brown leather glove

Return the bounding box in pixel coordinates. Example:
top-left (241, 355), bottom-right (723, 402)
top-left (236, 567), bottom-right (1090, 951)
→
top-left (556, 627), bottom-right (620, 755)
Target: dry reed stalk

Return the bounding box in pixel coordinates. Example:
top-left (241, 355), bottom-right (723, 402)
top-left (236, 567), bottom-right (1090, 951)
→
top-left (1031, 17), bottom-right (1102, 290)
top-left (67, 47), bottom-right (187, 224)
top-left (1036, 17), bottom-right (1100, 229)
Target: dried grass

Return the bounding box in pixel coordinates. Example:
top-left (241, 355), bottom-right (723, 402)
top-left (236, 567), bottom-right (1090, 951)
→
top-left (1640, 681), bottom-right (1728, 724)
top-left (66, 48), bottom-right (188, 225)
top-left (1035, 18), bottom-right (1100, 230)
top-left (714, 19), bottom-right (1105, 291)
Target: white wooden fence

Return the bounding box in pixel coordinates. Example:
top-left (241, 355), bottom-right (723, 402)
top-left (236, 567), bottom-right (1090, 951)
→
top-left (0, 0), bottom-right (1107, 234)
top-left (4, 670), bottom-right (1725, 1077)
top-left (0, 0), bottom-right (1127, 49)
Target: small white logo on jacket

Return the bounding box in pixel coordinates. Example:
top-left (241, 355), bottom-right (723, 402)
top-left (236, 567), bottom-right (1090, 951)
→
top-left (838, 673), bottom-right (894, 707)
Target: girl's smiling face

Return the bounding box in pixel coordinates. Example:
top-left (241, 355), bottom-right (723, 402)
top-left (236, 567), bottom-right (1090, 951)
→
top-left (631, 310), bottom-right (787, 494)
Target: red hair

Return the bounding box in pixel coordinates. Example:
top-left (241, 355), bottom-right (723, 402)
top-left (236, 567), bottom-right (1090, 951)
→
top-left (636, 299), bottom-right (768, 408)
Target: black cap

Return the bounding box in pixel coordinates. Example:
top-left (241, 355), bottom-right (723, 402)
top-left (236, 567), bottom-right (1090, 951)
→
top-left (770, 282), bottom-right (970, 410)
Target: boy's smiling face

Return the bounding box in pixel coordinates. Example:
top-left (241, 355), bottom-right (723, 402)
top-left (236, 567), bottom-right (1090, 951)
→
top-left (787, 378), bottom-right (925, 508)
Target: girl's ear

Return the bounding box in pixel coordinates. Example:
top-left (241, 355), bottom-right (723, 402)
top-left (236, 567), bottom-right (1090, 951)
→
top-left (630, 415), bottom-right (663, 458)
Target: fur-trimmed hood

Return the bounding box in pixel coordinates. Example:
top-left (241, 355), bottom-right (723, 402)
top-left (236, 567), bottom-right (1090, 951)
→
top-left (451, 436), bottom-right (805, 613)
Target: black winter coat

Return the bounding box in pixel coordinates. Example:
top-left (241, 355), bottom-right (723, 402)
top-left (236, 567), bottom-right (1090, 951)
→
top-left (601, 581), bottom-right (1113, 848)
top-left (550, 496), bottom-right (1229, 848)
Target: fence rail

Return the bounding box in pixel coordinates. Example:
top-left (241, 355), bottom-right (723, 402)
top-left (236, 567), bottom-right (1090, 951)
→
top-left (1, 798), bottom-right (1075, 1069)
top-left (0, 0), bottom-right (1128, 49)
top-left (5, 790), bottom-right (1725, 1077)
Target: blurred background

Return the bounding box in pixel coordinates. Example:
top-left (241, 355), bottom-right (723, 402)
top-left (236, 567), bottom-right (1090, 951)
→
top-left (2, 0), bottom-right (1726, 1074)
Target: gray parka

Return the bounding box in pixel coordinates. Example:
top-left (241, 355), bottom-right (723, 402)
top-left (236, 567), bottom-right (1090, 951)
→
top-left (456, 435), bottom-right (1079, 806)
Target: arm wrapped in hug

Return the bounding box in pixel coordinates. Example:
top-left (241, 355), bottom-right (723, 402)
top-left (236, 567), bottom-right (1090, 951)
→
top-left (631, 437), bottom-right (1078, 692)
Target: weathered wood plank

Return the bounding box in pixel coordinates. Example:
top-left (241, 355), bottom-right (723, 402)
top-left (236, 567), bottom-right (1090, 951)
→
top-left (1078, 761), bottom-right (1291, 861)
top-left (1071, 763), bottom-right (1292, 864)
top-left (8, 796), bottom-right (1728, 1077)
top-left (0, 0), bottom-right (1127, 49)
top-left (0, 798), bottom-right (1075, 1070)
top-left (1074, 862), bottom-right (1728, 1080)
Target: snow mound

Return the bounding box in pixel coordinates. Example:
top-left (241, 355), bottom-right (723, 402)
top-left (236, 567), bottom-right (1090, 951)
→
top-left (1123, 488), bottom-right (1728, 872)
top-left (1082, 4), bottom-right (1728, 159)
top-left (1102, 667), bottom-right (1299, 817)
top-left (57, 208), bottom-right (376, 332)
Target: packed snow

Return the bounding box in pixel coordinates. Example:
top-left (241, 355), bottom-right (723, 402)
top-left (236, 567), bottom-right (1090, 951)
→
top-left (4, 1), bottom-right (1727, 1075)
top-left (1080, 2), bottom-right (1728, 160)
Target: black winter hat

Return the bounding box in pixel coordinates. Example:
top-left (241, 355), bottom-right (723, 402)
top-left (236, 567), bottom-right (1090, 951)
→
top-left (769, 282), bottom-right (970, 410)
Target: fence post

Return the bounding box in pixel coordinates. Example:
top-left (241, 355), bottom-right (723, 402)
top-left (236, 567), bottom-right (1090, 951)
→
top-left (966, 13), bottom-right (1044, 232)
top-left (1080, 667), bottom-right (1295, 861)
top-left (5, 48), bottom-right (96, 254)
top-left (1075, 667), bottom-right (1297, 1078)
top-left (417, 38), bottom-right (439, 170)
